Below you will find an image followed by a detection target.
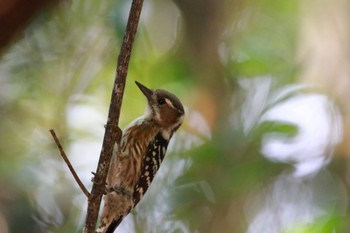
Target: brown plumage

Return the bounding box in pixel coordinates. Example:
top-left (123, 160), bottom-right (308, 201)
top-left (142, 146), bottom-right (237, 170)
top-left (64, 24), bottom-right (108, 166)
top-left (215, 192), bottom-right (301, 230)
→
top-left (96, 81), bottom-right (184, 233)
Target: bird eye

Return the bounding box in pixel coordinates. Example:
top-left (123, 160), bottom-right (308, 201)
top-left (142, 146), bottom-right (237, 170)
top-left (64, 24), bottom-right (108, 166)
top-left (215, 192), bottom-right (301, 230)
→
top-left (157, 98), bottom-right (165, 105)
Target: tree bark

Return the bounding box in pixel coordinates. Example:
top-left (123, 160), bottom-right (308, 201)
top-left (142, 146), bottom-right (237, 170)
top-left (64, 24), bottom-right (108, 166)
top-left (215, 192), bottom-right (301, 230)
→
top-left (83, 0), bottom-right (144, 232)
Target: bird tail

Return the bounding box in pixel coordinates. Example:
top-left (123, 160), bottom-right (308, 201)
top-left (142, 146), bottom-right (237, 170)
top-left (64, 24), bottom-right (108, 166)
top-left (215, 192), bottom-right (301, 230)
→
top-left (96, 216), bottom-right (123, 233)
top-left (96, 192), bottom-right (133, 233)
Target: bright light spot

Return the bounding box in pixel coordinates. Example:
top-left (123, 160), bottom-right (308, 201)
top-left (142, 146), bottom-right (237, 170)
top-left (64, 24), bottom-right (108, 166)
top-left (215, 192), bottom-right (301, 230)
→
top-left (141, 0), bottom-right (181, 55)
top-left (241, 80), bottom-right (347, 233)
top-left (66, 99), bottom-right (106, 186)
top-left (260, 93), bottom-right (342, 176)
top-left (245, 170), bottom-right (348, 233)
top-left (67, 100), bottom-right (105, 136)
top-left (239, 76), bottom-right (273, 134)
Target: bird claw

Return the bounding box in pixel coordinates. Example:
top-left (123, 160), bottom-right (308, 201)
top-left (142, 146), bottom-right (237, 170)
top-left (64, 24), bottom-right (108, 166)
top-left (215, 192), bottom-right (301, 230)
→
top-left (103, 122), bottom-right (122, 144)
top-left (91, 171), bottom-right (105, 185)
top-left (116, 126), bottom-right (122, 145)
top-left (91, 172), bottom-right (109, 195)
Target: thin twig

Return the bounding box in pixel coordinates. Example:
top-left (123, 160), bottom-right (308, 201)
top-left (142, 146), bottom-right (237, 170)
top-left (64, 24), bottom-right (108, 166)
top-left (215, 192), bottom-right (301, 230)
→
top-left (49, 129), bottom-right (90, 199)
top-left (83, 0), bottom-right (144, 232)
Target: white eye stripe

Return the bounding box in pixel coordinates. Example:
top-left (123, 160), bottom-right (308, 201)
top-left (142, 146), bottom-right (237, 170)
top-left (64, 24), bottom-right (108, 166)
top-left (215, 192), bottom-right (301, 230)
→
top-left (165, 98), bottom-right (176, 109)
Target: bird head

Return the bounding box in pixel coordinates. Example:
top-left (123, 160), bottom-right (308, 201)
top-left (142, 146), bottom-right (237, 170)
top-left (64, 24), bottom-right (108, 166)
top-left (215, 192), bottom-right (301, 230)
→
top-left (135, 81), bottom-right (184, 130)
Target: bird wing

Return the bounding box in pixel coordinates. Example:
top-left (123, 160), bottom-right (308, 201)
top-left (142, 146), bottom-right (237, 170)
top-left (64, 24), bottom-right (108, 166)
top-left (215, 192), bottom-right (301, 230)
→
top-left (132, 132), bottom-right (169, 208)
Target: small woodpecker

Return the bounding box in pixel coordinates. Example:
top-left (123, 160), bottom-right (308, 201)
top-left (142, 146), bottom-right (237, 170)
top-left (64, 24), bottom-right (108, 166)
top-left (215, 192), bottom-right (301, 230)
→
top-left (96, 81), bottom-right (184, 233)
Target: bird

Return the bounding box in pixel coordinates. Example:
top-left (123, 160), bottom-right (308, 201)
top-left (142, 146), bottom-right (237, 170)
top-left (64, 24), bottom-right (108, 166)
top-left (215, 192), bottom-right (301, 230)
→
top-left (96, 81), bottom-right (185, 233)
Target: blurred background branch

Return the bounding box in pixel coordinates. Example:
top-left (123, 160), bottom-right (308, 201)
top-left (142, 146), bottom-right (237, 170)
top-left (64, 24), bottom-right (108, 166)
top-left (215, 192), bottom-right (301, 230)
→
top-left (0, 0), bottom-right (61, 54)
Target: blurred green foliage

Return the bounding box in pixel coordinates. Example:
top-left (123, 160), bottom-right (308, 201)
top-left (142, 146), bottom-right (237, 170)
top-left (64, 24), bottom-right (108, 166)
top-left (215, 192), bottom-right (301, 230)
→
top-left (0, 0), bottom-right (349, 233)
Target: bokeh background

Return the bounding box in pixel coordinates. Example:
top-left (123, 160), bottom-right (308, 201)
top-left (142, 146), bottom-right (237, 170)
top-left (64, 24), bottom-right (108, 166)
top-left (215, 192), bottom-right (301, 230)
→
top-left (1, 0), bottom-right (350, 232)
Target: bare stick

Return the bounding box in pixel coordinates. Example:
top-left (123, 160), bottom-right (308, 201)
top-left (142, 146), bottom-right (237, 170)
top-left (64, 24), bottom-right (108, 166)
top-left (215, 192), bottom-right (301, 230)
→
top-left (83, 0), bottom-right (144, 232)
top-left (49, 129), bottom-right (90, 199)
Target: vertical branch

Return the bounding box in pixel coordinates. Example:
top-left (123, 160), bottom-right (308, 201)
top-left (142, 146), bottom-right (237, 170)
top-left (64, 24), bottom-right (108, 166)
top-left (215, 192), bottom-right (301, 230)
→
top-left (83, 0), bottom-right (144, 232)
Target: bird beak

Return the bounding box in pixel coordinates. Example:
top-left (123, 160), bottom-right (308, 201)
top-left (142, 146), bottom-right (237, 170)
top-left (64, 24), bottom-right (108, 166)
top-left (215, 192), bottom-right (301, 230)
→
top-left (135, 81), bottom-right (153, 100)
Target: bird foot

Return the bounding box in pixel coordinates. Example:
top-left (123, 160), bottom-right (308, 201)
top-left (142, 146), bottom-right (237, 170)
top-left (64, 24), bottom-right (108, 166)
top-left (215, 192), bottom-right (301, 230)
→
top-left (91, 171), bottom-right (106, 187)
